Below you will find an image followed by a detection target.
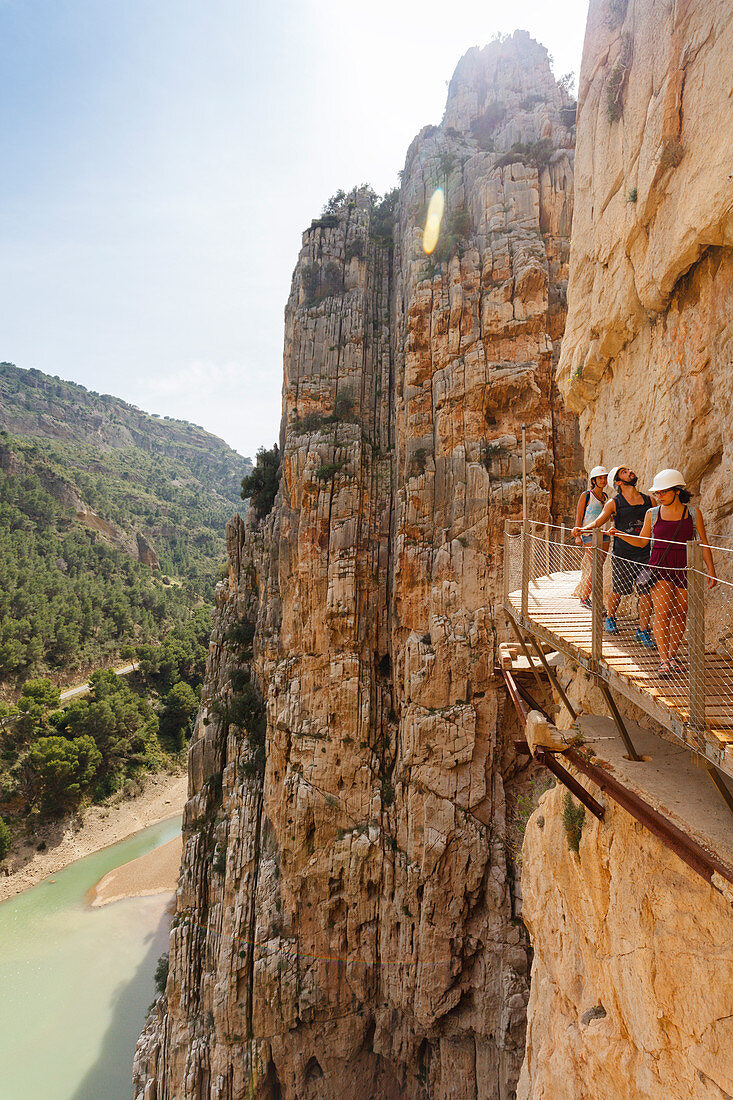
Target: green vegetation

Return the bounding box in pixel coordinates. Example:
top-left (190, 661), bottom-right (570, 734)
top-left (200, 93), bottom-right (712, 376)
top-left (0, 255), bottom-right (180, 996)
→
top-left (605, 0), bottom-right (628, 28)
top-left (471, 102), bottom-right (507, 150)
top-left (659, 137), bottom-right (684, 170)
top-left (240, 445), bottom-right (281, 519)
top-left (495, 138), bottom-right (555, 170)
top-left (292, 390), bottom-right (356, 436)
top-left (0, 362), bottom-right (250, 686)
top-left (27, 735), bottom-right (102, 814)
top-left (154, 953), bottom-right (169, 996)
top-left (302, 261), bottom-right (344, 306)
top-left (0, 815), bottom-right (10, 860)
top-left (315, 462), bottom-right (345, 482)
top-left (626, 187), bottom-right (638, 203)
top-left (605, 35), bottom-right (632, 123)
top-left (345, 239), bottom-right (365, 262)
top-left (562, 792), bottom-right (585, 854)
top-left (1, 632), bottom-right (206, 820)
top-left (0, 457), bottom-right (202, 679)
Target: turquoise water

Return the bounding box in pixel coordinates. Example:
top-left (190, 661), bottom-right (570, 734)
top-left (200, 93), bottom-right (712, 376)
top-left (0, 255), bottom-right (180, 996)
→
top-left (0, 815), bottom-right (181, 1100)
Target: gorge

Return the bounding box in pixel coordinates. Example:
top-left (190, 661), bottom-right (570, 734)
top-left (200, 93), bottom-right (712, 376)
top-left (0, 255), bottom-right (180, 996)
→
top-left (134, 5), bottom-right (733, 1099)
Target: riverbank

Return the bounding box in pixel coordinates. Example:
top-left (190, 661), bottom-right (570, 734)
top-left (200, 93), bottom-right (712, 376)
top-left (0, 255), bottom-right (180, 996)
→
top-left (90, 834), bottom-right (182, 906)
top-left (0, 769), bottom-right (187, 903)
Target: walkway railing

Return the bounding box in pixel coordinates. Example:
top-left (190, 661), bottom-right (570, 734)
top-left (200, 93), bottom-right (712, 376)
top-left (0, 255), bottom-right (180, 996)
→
top-left (503, 519), bottom-right (733, 781)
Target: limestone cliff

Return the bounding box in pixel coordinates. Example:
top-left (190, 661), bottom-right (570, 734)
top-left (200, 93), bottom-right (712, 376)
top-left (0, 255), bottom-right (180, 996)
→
top-left (518, 782), bottom-right (733, 1100)
top-left (557, 0), bottom-right (733, 529)
top-left (134, 32), bottom-right (581, 1100)
top-left (517, 2), bottom-right (733, 1097)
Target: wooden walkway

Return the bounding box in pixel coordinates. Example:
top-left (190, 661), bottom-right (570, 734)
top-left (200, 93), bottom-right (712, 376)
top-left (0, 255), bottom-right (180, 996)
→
top-left (507, 569), bottom-right (733, 779)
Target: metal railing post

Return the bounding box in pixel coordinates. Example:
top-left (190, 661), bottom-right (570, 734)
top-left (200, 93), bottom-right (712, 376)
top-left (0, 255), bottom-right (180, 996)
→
top-left (591, 527), bottom-right (603, 665)
top-left (687, 540), bottom-right (706, 747)
top-left (544, 522), bottom-right (551, 576)
top-left (521, 522), bottom-right (529, 619)
top-left (503, 524), bottom-right (509, 609)
top-left (560, 524), bottom-right (567, 573)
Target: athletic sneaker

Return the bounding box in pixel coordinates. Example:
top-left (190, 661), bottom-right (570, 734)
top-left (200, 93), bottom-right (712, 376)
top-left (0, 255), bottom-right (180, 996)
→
top-left (604, 616), bottom-right (618, 634)
top-left (635, 629), bottom-right (656, 648)
top-left (580, 597), bottom-right (592, 609)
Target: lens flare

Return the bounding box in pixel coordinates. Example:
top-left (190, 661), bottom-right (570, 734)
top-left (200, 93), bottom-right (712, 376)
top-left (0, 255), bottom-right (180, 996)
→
top-left (422, 188), bottom-right (445, 255)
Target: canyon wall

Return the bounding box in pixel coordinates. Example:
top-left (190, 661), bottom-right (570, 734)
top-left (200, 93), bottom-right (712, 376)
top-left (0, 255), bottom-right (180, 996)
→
top-left (518, 782), bottom-right (733, 1100)
top-left (557, 0), bottom-right (733, 530)
top-left (134, 32), bottom-right (582, 1100)
top-left (518, 1), bottom-right (733, 1096)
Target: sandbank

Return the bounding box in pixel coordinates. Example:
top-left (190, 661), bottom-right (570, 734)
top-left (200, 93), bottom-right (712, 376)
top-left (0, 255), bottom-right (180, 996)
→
top-left (89, 835), bottom-right (183, 906)
top-left (0, 770), bottom-right (187, 903)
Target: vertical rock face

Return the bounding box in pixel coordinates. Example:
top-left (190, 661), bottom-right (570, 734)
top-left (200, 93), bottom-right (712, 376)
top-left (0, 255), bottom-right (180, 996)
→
top-left (517, 785), bottom-right (733, 1100)
top-left (557, 0), bottom-right (733, 528)
top-left (134, 32), bottom-right (580, 1100)
top-left (517, 2), bottom-right (733, 1097)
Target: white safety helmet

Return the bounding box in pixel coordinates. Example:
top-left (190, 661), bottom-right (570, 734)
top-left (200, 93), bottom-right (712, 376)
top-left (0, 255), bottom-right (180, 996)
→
top-left (607, 465), bottom-right (622, 488)
top-left (649, 468), bottom-right (686, 494)
top-left (588, 465), bottom-right (608, 485)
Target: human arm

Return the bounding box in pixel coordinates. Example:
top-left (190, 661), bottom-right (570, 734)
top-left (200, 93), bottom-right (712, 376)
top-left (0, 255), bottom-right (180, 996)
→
top-left (572, 498), bottom-right (615, 538)
top-left (572, 493), bottom-right (586, 545)
top-left (695, 510), bottom-right (718, 588)
top-left (607, 510), bottom-right (652, 548)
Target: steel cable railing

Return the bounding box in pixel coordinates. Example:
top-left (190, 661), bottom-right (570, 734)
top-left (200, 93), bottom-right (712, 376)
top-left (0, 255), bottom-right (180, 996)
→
top-left (503, 520), bottom-right (733, 772)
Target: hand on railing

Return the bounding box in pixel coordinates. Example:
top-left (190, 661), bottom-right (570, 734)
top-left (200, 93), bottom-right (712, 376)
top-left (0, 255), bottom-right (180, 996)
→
top-left (570, 525), bottom-right (582, 545)
top-left (707, 570), bottom-right (718, 590)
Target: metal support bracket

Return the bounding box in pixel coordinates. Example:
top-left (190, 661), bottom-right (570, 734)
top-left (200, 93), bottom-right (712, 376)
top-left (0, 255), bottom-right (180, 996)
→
top-left (507, 615), bottom-right (546, 699)
top-left (704, 762), bottom-right (733, 821)
top-left (525, 632), bottom-right (578, 721)
top-left (596, 678), bottom-right (642, 762)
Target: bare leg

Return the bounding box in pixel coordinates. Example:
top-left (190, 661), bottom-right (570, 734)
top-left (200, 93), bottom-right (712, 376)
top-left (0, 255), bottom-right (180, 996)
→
top-left (608, 591), bottom-right (621, 616)
top-left (581, 548), bottom-right (593, 601)
top-left (668, 586), bottom-right (688, 661)
top-left (638, 592), bottom-right (652, 632)
top-left (652, 580), bottom-right (674, 662)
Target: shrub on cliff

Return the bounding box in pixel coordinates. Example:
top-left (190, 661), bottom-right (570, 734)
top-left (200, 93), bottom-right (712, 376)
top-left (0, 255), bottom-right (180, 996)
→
top-left (241, 445), bottom-right (281, 519)
top-left (605, 34), bottom-right (632, 122)
top-left (471, 102), bottom-right (507, 150)
top-left (0, 815), bottom-right (10, 861)
top-left (153, 952), bottom-right (169, 996)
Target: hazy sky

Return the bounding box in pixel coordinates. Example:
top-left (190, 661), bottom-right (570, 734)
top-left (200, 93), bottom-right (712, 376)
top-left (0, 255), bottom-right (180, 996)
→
top-left (1, 0), bottom-right (589, 458)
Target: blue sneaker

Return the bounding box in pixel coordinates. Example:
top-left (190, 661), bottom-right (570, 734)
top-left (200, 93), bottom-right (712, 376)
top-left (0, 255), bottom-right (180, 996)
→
top-left (604, 616), bottom-right (618, 634)
top-left (635, 629), bottom-right (656, 648)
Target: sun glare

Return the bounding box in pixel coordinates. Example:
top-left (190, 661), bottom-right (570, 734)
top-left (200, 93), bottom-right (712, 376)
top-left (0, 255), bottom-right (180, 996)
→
top-left (422, 188), bottom-right (445, 254)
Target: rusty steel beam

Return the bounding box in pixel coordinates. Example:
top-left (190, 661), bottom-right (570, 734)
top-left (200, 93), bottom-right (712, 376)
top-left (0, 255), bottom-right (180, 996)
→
top-left (535, 750), bottom-right (605, 820)
top-left (503, 664), bottom-right (733, 890)
top-left (565, 747), bottom-right (733, 888)
top-left (512, 731), bottom-right (733, 889)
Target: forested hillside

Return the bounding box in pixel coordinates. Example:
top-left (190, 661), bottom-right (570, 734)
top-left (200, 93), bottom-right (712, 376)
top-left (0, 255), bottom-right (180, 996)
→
top-left (0, 362), bottom-right (251, 688)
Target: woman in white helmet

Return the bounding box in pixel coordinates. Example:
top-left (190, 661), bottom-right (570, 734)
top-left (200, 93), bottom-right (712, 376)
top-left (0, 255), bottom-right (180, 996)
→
top-left (573, 466), bottom-right (610, 607)
top-left (609, 469), bottom-right (716, 678)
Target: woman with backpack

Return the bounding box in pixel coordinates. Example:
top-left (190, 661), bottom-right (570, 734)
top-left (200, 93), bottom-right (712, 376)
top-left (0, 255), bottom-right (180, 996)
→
top-left (608, 469), bottom-right (717, 678)
top-left (572, 464), bottom-right (655, 646)
top-left (573, 466), bottom-right (610, 608)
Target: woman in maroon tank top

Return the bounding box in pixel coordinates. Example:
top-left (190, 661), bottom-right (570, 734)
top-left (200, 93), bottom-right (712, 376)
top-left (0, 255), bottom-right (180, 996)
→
top-left (609, 469), bottom-right (716, 678)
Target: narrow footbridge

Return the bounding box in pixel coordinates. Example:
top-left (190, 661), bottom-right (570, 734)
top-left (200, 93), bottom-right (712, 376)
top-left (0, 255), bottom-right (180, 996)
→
top-left (503, 521), bottom-right (733, 786)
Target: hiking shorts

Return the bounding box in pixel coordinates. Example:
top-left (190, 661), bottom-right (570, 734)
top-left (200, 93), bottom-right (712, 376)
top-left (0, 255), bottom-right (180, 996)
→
top-left (612, 555), bottom-right (647, 596)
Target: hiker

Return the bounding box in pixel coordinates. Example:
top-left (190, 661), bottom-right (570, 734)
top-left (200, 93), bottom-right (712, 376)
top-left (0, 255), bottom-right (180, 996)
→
top-left (573, 465), bottom-right (655, 646)
top-left (573, 466), bottom-right (610, 607)
top-left (608, 469), bottom-right (717, 678)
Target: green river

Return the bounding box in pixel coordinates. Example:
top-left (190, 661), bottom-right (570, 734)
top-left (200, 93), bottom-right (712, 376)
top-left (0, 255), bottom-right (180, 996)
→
top-left (0, 815), bottom-right (182, 1100)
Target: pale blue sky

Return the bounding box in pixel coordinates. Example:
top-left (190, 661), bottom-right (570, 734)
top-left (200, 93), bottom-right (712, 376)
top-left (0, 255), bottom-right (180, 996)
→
top-left (1, 0), bottom-right (589, 458)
